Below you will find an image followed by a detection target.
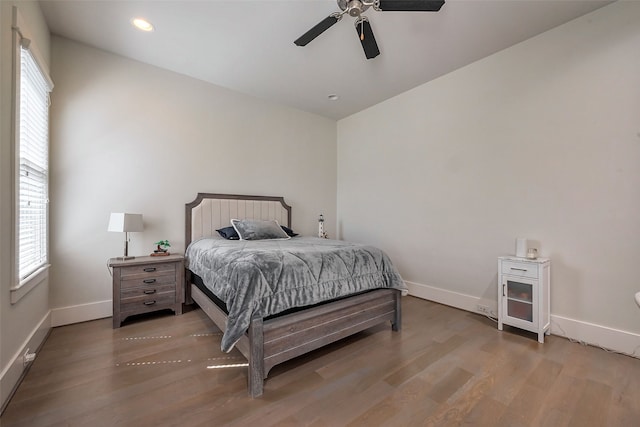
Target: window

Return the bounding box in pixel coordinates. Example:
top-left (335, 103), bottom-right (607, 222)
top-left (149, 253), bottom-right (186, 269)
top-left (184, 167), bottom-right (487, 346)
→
top-left (18, 45), bottom-right (51, 280)
top-left (11, 6), bottom-right (54, 303)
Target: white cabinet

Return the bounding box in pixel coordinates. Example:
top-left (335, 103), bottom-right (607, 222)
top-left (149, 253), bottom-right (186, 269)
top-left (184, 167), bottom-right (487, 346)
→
top-left (498, 256), bottom-right (550, 343)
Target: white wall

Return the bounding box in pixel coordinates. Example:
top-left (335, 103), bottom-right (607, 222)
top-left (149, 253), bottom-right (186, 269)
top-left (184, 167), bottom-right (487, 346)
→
top-left (48, 37), bottom-right (337, 323)
top-left (0, 0), bottom-right (51, 411)
top-left (338, 2), bottom-right (640, 351)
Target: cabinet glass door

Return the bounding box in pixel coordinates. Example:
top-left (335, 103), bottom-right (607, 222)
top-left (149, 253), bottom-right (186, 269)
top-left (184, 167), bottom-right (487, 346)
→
top-left (505, 280), bottom-right (533, 322)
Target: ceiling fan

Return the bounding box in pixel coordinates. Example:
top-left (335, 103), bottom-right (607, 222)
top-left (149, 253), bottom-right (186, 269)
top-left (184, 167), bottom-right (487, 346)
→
top-left (294, 0), bottom-right (445, 60)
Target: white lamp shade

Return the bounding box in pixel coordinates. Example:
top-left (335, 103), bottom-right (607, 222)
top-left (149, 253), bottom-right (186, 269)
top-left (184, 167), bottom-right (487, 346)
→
top-left (108, 213), bottom-right (144, 233)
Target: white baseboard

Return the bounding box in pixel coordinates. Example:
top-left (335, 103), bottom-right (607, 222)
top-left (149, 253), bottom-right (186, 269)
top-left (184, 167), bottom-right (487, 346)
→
top-left (0, 310), bottom-right (51, 414)
top-left (405, 280), bottom-right (640, 358)
top-left (51, 300), bottom-right (112, 327)
top-left (405, 280), bottom-right (498, 316)
top-left (550, 314), bottom-right (640, 358)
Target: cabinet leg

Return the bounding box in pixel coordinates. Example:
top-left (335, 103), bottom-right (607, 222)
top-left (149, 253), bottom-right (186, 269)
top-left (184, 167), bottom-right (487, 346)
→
top-left (498, 321), bottom-right (503, 331)
top-left (538, 332), bottom-right (544, 343)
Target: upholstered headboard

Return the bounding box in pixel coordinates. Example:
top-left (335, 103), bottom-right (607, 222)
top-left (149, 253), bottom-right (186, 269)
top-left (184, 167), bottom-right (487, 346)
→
top-left (185, 193), bottom-right (292, 247)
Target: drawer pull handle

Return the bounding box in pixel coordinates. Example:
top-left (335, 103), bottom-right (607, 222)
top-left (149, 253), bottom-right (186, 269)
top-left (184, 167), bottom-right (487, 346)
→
top-left (143, 289), bottom-right (157, 295)
top-left (143, 279), bottom-right (156, 284)
top-left (144, 301), bottom-right (156, 306)
top-left (510, 268), bottom-right (527, 272)
top-left (143, 267), bottom-right (156, 272)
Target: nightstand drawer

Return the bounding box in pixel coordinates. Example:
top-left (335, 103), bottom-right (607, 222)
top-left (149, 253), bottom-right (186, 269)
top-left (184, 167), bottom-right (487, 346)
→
top-left (120, 290), bottom-right (176, 313)
top-left (121, 274), bottom-right (176, 290)
top-left (501, 261), bottom-right (538, 279)
top-left (119, 262), bottom-right (176, 281)
top-left (121, 283), bottom-right (177, 299)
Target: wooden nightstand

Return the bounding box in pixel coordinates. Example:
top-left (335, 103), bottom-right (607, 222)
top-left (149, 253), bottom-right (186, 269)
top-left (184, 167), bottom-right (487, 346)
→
top-left (108, 254), bottom-right (184, 328)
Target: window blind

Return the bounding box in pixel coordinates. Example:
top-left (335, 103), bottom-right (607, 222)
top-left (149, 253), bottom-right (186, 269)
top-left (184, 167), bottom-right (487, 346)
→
top-left (18, 45), bottom-right (52, 280)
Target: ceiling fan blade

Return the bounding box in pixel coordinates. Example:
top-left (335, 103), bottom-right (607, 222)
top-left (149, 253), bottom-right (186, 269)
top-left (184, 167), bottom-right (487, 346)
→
top-left (294, 15), bottom-right (340, 46)
top-left (377, 0), bottom-right (445, 12)
top-left (355, 19), bottom-right (380, 60)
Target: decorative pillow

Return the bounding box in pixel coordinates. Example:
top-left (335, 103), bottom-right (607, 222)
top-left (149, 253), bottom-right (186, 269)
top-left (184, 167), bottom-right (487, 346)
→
top-left (217, 224), bottom-right (297, 240)
top-left (230, 219), bottom-right (291, 241)
top-left (280, 225), bottom-right (299, 237)
top-left (216, 226), bottom-right (239, 240)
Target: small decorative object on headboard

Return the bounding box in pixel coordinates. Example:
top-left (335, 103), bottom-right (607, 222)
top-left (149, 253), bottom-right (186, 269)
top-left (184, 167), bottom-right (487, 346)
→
top-left (318, 214), bottom-right (328, 239)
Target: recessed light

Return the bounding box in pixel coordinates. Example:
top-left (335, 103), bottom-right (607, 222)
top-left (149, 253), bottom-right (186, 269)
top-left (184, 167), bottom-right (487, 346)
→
top-left (131, 18), bottom-right (154, 32)
top-left (328, 94), bottom-right (339, 101)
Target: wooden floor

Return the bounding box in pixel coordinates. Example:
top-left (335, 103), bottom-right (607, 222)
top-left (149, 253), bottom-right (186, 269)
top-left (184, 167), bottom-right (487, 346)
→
top-left (2, 296), bottom-right (639, 426)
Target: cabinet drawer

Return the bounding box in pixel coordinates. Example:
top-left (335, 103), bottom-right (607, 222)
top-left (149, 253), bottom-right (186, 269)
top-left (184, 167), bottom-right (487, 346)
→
top-left (121, 274), bottom-right (176, 290)
top-left (120, 290), bottom-right (176, 312)
top-left (501, 261), bottom-right (538, 279)
top-left (119, 263), bottom-right (176, 281)
top-left (121, 283), bottom-right (176, 299)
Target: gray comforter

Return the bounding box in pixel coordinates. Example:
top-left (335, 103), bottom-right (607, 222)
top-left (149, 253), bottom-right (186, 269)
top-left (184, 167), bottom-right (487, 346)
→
top-left (185, 236), bottom-right (407, 352)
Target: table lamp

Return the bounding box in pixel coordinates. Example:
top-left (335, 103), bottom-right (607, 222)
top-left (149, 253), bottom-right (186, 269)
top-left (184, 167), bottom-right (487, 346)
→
top-left (108, 213), bottom-right (143, 260)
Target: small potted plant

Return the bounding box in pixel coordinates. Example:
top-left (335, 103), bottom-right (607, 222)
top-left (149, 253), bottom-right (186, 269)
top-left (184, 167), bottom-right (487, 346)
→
top-left (152, 240), bottom-right (171, 256)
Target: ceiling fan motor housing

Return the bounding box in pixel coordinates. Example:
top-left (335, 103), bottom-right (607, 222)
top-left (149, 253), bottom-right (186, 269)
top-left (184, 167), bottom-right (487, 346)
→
top-left (338, 0), bottom-right (371, 17)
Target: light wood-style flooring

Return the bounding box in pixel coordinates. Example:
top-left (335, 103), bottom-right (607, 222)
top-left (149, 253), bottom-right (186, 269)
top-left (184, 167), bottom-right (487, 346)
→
top-left (2, 296), bottom-right (639, 426)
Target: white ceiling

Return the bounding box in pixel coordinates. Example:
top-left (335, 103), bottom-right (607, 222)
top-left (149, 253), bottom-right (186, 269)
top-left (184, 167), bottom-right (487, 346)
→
top-left (40, 0), bottom-right (611, 120)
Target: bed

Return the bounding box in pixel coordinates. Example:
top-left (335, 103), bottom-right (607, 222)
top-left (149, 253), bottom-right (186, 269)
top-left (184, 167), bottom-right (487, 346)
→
top-left (184, 193), bottom-right (406, 397)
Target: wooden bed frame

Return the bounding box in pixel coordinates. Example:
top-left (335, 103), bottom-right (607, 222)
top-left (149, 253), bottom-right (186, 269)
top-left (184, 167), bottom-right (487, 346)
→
top-left (184, 193), bottom-right (401, 397)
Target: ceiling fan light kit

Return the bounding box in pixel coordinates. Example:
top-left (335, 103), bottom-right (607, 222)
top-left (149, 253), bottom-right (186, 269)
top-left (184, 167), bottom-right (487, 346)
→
top-left (294, 0), bottom-right (445, 59)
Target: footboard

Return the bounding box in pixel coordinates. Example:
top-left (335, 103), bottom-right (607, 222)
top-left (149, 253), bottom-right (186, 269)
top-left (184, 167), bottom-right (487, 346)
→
top-left (261, 288), bottom-right (401, 376)
top-left (190, 283), bottom-right (401, 397)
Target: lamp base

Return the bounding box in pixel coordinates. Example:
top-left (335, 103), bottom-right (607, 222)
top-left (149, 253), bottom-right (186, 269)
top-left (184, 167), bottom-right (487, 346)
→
top-left (119, 239), bottom-right (135, 260)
